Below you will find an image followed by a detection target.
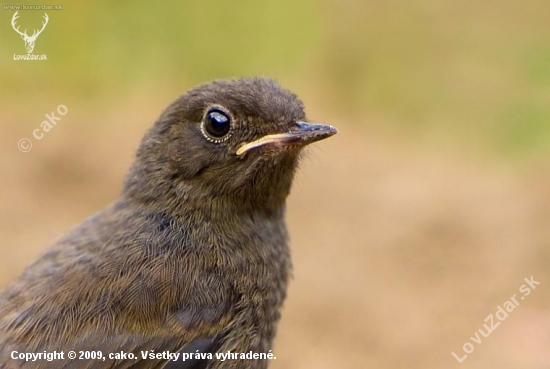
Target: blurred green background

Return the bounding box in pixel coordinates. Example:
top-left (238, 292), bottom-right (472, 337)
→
top-left (1, 1), bottom-right (549, 368)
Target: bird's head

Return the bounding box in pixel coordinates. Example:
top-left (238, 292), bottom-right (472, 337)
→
top-left (124, 77), bottom-right (337, 213)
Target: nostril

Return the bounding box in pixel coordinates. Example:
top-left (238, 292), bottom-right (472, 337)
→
top-left (289, 122), bottom-right (302, 132)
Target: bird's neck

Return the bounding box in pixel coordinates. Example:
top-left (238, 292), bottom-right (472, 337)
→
top-left (121, 163), bottom-right (292, 220)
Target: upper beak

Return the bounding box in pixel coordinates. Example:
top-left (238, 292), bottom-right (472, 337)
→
top-left (236, 121), bottom-right (338, 156)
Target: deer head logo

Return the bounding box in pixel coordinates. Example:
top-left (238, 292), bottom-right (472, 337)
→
top-left (11, 11), bottom-right (49, 53)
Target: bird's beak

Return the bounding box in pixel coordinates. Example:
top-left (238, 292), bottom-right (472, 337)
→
top-left (236, 121), bottom-right (338, 156)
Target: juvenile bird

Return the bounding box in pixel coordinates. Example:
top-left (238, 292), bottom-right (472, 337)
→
top-left (0, 77), bottom-right (337, 368)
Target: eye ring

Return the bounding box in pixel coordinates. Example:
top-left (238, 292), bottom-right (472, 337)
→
top-left (201, 106), bottom-right (233, 143)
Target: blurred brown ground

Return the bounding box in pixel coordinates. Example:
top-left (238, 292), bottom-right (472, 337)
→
top-left (1, 0), bottom-right (550, 367)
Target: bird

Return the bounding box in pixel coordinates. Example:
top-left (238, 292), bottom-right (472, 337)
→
top-left (0, 77), bottom-right (337, 369)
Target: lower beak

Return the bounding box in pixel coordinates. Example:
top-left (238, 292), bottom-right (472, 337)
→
top-left (236, 121), bottom-right (338, 156)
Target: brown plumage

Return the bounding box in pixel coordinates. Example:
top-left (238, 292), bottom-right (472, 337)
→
top-left (0, 77), bottom-right (337, 368)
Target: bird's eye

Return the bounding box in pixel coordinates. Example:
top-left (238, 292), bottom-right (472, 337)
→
top-left (201, 109), bottom-right (231, 142)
